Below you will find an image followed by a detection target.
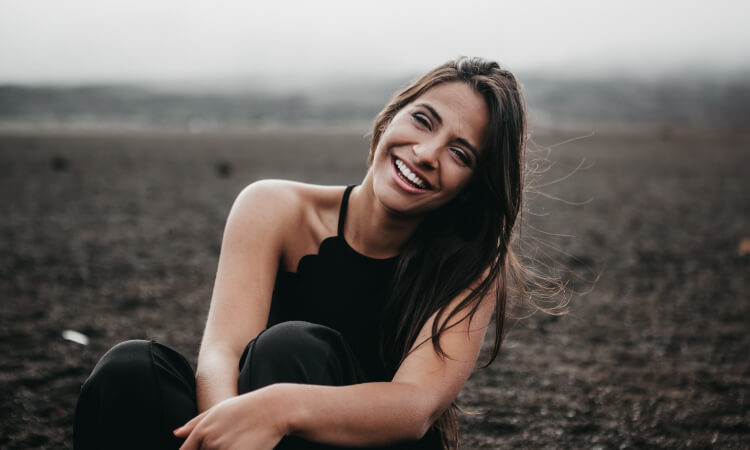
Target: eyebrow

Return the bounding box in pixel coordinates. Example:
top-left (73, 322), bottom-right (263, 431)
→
top-left (416, 102), bottom-right (480, 159)
top-left (417, 102), bottom-right (443, 125)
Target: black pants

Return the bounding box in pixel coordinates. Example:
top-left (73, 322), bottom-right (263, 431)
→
top-left (74, 321), bottom-right (440, 449)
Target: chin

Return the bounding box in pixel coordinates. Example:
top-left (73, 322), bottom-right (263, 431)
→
top-left (374, 184), bottom-right (449, 218)
top-left (373, 186), bottom-right (415, 216)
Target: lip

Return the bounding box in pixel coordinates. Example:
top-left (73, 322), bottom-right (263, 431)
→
top-left (390, 156), bottom-right (434, 192)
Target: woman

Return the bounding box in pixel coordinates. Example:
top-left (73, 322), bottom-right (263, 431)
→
top-left (74, 56), bottom-right (528, 449)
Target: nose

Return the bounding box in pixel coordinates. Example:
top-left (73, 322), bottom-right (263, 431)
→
top-left (412, 140), bottom-right (440, 169)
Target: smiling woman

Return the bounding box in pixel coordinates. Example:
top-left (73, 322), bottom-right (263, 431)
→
top-left (369, 82), bottom-right (487, 215)
top-left (73, 56), bottom-right (550, 450)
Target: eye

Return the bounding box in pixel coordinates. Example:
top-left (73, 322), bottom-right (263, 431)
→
top-left (451, 148), bottom-right (471, 166)
top-left (411, 112), bottom-right (431, 131)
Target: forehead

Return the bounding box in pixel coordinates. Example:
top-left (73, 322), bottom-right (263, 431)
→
top-left (411, 81), bottom-right (489, 151)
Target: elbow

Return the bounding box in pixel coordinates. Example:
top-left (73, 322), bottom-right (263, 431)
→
top-left (408, 397), bottom-right (447, 442)
top-left (413, 412), bottom-right (441, 442)
top-left (412, 421), bottom-right (433, 442)
top-left (382, 380), bottom-right (456, 443)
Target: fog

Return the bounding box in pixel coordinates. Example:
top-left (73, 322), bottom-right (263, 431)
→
top-left (1, 0), bottom-right (748, 85)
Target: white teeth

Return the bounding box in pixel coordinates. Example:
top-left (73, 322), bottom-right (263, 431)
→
top-left (395, 159), bottom-right (426, 188)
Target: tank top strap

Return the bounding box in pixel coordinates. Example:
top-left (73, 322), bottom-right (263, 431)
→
top-left (337, 185), bottom-right (356, 237)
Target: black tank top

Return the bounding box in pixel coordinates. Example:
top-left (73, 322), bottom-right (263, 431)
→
top-left (267, 185), bottom-right (397, 381)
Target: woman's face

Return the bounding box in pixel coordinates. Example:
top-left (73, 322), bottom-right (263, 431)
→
top-left (369, 81), bottom-right (489, 217)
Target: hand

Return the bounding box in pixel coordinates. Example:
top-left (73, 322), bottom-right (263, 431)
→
top-left (175, 391), bottom-right (286, 450)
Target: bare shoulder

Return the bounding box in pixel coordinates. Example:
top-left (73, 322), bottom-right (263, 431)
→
top-left (233, 179), bottom-right (344, 226)
top-left (233, 179), bottom-right (304, 219)
top-left (230, 180), bottom-right (347, 267)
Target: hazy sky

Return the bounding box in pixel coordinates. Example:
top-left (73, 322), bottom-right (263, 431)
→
top-left (0, 0), bottom-right (748, 84)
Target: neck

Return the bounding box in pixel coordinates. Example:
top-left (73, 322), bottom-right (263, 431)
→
top-left (344, 180), bottom-right (422, 259)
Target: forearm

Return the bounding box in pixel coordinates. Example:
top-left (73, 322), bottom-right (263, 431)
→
top-left (195, 348), bottom-right (240, 413)
top-left (263, 382), bottom-right (441, 447)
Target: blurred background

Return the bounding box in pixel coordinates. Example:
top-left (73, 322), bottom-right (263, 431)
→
top-left (1, 0), bottom-right (749, 133)
top-left (1, 1), bottom-right (748, 448)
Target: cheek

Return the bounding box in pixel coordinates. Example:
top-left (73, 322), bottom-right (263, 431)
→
top-left (379, 115), bottom-right (413, 145)
top-left (373, 141), bottom-right (391, 165)
top-left (443, 165), bottom-right (474, 190)
top-left (375, 134), bottom-right (394, 158)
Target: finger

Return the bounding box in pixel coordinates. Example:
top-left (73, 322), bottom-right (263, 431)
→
top-left (177, 417), bottom-right (206, 450)
top-left (174, 410), bottom-right (207, 438)
top-left (178, 430), bottom-right (203, 450)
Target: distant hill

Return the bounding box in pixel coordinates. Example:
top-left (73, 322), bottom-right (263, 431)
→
top-left (1, 73), bottom-right (748, 133)
top-left (522, 74), bottom-right (750, 130)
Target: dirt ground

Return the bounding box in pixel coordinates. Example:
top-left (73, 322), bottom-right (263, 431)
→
top-left (1, 128), bottom-right (748, 449)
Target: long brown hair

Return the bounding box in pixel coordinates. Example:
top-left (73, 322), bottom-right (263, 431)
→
top-left (372, 57), bottom-right (528, 448)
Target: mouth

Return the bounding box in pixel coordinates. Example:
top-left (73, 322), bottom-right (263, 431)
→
top-left (392, 156), bottom-right (431, 191)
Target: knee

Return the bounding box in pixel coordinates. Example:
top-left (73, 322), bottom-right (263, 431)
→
top-left (75, 340), bottom-right (193, 450)
top-left (254, 321), bottom-right (344, 362)
top-left (82, 340), bottom-right (155, 393)
top-left (239, 321), bottom-right (351, 391)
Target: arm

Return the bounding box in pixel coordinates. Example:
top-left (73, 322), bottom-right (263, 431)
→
top-left (179, 284), bottom-right (496, 448)
top-left (283, 292), bottom-right (496, 445)
top-left (195, 180), bottom-right (293, 412)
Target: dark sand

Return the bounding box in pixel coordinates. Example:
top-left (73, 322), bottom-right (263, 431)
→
top-left (1, 129), bottom-right (748, 449)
